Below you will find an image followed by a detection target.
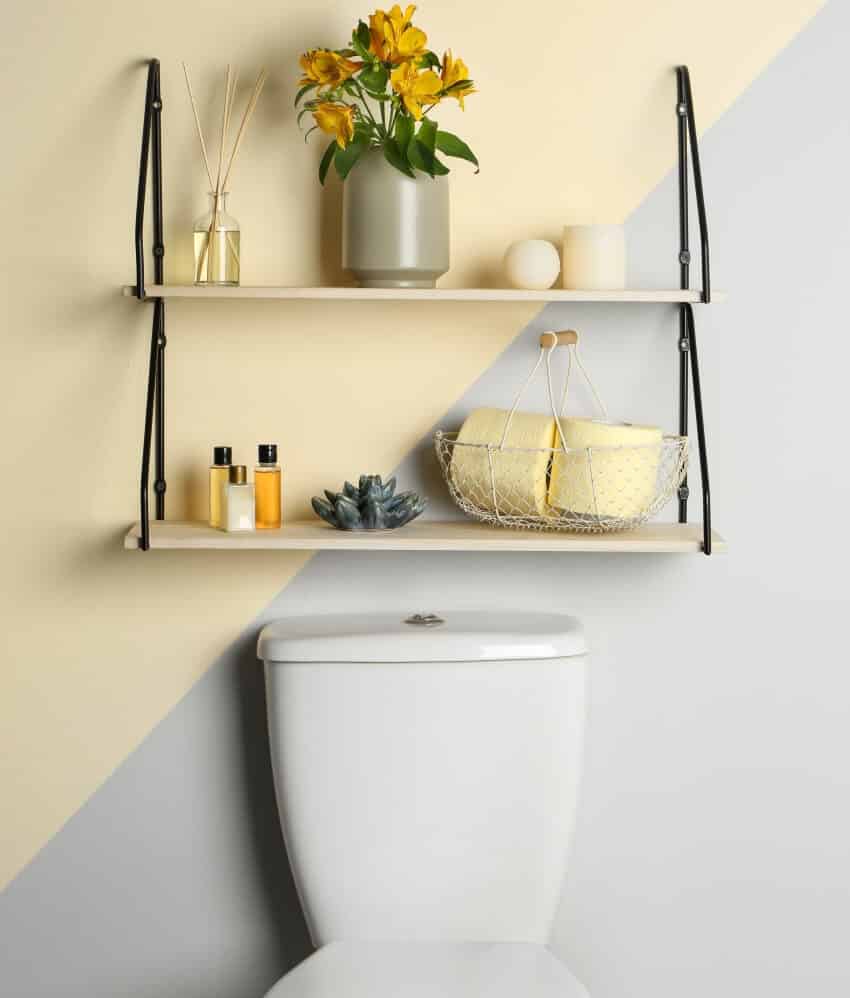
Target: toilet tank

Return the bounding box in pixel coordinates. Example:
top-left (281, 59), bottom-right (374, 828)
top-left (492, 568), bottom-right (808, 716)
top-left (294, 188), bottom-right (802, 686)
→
top-left (258, 612), bottom-right (588, 945)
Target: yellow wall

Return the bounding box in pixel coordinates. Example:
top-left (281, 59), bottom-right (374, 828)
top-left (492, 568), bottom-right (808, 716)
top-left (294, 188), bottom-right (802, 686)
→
top-left (0, 0), bottom-right (823, 889)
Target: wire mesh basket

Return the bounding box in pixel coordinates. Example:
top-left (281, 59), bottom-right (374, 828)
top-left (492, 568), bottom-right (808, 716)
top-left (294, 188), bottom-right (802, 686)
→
top-left (433, 330), bottom-right (689, 533)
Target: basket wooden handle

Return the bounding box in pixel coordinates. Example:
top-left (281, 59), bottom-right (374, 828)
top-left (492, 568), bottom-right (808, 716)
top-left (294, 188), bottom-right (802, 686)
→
top-left (540, 329), bottom-right (578, 348)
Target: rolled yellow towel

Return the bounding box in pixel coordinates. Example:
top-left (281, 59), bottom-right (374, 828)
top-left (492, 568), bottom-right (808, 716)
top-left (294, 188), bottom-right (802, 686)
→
top-left (451, 408), bottom-right (557, 517)
top-left (549, 418), bottom-right (662, 519)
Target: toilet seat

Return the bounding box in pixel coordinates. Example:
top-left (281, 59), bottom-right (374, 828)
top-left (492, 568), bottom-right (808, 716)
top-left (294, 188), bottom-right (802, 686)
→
top-left (264, 941), bottom-right (589, 997)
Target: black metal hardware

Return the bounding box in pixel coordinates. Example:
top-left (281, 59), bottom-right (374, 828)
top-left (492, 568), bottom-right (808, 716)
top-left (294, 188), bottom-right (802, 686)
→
top-left (685, 305), bottom-right (711, 554)
top-left (135, 59), bottom-right (166, 549)
top-left (676, 65), bottom-right (713, 554)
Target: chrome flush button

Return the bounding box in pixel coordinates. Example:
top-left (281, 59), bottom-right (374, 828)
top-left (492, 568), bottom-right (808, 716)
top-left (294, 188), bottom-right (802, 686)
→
top-left (404, 613), bottom-right (445, 627)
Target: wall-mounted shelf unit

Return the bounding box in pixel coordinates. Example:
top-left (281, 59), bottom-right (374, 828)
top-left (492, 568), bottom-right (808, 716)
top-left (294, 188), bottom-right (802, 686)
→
top-left (125, 520), bottom-right (726, 554)
top-left (127, 60), bottom-right (719, 556)
top-left (122, 285), bottom-right (723, 304)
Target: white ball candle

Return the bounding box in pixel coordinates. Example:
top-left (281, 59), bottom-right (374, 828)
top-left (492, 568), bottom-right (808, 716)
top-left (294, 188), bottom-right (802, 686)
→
top-left (561, 224), bottom-right (626, 290)
top-left (503, 240), bottom-right (561, 290)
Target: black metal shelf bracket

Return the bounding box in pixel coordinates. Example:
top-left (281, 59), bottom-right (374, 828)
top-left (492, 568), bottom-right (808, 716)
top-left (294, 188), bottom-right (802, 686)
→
top-left (676, 65), bottom-right (713, 555)
top-left (135, 59), bottom-right (166, 550)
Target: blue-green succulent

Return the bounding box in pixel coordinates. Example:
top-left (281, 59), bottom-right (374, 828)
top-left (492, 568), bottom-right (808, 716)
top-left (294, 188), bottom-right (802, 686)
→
top-left (312, 474), bottom-right (426, 530)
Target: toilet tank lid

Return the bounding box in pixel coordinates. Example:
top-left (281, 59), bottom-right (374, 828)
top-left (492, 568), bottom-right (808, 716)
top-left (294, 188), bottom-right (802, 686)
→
top-left (257, 612), bottom-right (586, 663)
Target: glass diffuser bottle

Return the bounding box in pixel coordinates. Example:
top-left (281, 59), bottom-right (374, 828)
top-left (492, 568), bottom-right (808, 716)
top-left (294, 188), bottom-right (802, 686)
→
top-left (194, 192), bottom-right (240, 285)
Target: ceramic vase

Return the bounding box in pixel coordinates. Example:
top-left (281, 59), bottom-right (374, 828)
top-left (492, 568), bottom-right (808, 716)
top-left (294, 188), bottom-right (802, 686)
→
top-left (342, 150), bottom-right (449, 288)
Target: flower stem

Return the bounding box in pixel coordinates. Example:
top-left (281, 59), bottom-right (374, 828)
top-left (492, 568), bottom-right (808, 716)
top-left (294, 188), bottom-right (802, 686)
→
top-left (351, 79), bottom-right (384, 138)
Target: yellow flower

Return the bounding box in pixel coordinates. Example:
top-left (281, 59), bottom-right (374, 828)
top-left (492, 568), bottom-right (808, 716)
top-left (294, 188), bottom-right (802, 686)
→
top-left (369, 5), bottom-right (427, 64)
top-left (300, 49), bottom-right (361, 89)
top-left (313, 102), bottom-right (356, 148)
top-left (441, 50), bottom-right (475, 109)
top-left (390, 62), bottom-right (441, 120)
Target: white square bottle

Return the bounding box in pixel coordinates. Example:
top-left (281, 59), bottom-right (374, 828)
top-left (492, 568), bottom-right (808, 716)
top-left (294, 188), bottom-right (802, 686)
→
top-left (223, 465), bottom-right (255, 531)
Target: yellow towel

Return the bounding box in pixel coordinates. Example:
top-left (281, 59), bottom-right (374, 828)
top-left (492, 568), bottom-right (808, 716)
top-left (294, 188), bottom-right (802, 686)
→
top-left (549, 418), bottom-right (662, 519)
top-left (451, 408), bottom-right (557, 517)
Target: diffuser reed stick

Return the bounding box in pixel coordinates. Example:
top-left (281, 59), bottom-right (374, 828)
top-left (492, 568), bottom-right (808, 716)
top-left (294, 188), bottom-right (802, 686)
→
top-left (222, 68), bottom-right (267, 192)
top-left (183, 62), bottom-right (265, 283)
top-left (181, 62), bottom-right (214, 191)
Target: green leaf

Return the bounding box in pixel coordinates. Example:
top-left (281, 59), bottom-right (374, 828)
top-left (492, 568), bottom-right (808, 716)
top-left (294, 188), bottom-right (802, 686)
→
top-left (294, 82), bottom-right (317, 107)
top-left (303, 124), bottom-right (318, 144)
top-left (318, 140), bottom-right (337, 185)
top-left (435, 130), bottom-right (479, 171)
top-left (407, 139), bottom-right (445, 177)
top-left (383, 138), bottom-right (416, 178)
top-left (409, 119), bottom-right (437, 176)
top-left (394, 113), bottom-right (413, 150)
top-left (358, 63), bottom-right (388, 94)
top-left (431, 154), bottom-right (450, 176)
top-left (441, 78), bottom-right (473, 95)
top-left (417, 118), bottom-right (437, 153)
top-left (296, 105), bottom-right (315, 129)
top-left (334, 138), bottom-right (366, 180)
top-left (406, 137), bottom-right (425, 173)
top-left (352, 20), bottom-right (371, 59)
top-left (353, 120), bottom-right (376, 143)
top-left (418, 51), bottom-right (442, 70)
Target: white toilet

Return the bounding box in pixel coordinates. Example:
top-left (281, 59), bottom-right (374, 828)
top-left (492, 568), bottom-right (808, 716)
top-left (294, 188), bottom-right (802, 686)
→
top-left (257, 611), bottom-right (589, 997)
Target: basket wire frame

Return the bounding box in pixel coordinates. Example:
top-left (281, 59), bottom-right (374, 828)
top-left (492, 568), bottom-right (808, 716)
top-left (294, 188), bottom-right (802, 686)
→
top-left (434, 333), bottom-right (689, 533)
top-left (435, 431), bottom-right (688, 532)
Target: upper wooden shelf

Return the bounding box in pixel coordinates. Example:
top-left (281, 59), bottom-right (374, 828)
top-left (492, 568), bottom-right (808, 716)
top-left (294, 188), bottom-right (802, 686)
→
top-left (125, 519), bottom-right (726, 554)
top-left (122, 285), bottom-right (722, 304)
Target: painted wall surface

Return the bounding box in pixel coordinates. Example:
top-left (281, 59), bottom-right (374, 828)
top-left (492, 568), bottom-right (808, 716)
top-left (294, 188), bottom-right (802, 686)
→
top-left (3, 1), bottom-right (848, 996)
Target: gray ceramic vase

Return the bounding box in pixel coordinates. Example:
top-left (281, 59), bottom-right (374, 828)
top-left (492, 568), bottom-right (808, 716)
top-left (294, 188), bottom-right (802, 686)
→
top-left (342, 150), bottom-right (449, 288)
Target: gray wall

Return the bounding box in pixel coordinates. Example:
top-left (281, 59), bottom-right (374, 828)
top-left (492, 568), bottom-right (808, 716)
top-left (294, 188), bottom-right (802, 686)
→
top-left (3, 4), bottom-right (850, 996)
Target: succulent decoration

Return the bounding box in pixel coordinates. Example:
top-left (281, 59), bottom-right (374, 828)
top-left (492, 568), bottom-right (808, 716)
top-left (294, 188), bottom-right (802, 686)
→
top-left (295, 4), bottom-right (479, 183)
top-left (312, 475), bottom-right (426, 530)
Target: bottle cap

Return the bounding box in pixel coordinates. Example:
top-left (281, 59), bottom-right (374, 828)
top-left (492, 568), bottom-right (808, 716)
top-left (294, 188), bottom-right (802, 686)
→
top-left (258, 443), bottom-right (277, 464)
top-left (213, 446), bottom-right (232, 466)
top-left (229, 465), bottom-right (247, 485)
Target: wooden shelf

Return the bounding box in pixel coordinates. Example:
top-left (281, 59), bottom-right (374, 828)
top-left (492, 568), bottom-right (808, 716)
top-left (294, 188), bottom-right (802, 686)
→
top-left (122, 285), bottom-right (721, 304)
top-left (124, 519), bottom-right (725, 553)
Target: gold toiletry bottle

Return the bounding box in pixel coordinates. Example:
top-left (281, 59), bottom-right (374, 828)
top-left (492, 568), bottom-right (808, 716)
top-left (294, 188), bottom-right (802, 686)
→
top-left (209, 446), bottom-right (232, 528)
top-left (224, 465), bottom-right (255, 532)
top-left (255, 443), bottom-right (282, 529)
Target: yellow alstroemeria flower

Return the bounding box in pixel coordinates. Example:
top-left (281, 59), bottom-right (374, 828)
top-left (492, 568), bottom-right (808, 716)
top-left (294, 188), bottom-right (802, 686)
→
top-left (300, 49), bottom-right (361, 90)
top-left (313, 102), bottom-right (357, 148)
top-left (441, 50), bottom-right (475, 109)
top-left (390, 62), bottom-right (441, 120)
top-left (370, 5), bottom-right (427, 64)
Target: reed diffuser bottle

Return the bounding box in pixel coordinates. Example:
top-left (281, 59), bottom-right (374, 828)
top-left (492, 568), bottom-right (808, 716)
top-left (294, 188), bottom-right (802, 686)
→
top-left (255, 443), bottom-right (282, 529)
top-left (182, 61), bottom-right (267, 288)
top-left (194, 194), bottom-right (240, 285)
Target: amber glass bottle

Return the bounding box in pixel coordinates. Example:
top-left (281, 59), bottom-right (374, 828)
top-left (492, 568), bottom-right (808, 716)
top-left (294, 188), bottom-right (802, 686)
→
top-left (255, 443), bottom-right (282, 529)
top-left (209, 446), bottom-right (232, 529)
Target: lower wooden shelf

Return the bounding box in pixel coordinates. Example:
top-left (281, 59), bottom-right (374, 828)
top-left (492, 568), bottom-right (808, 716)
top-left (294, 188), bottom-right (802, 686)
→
top-left (124, 519), bottom-right (725, 553)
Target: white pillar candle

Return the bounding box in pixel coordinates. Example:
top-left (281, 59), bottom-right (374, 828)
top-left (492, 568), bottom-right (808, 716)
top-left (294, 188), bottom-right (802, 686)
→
top-left (561, 224), bottom-right (626, 290)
